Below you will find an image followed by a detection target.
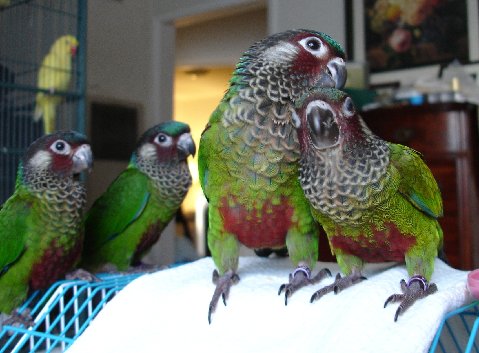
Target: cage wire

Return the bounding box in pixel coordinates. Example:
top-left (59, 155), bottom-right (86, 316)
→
top-left (0, 0), bottom-right (87, 204)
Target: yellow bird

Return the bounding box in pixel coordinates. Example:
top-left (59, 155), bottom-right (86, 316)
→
top-left (34, 35), bottom-right (79, 133)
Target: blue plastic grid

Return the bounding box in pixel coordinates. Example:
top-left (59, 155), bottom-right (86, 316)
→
top-left (0, 272), bottom-right (145, 353)
top-left (429, 301), bottom-right (479, 353)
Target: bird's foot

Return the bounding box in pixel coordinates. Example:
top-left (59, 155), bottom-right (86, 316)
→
top-left (310, 271), bottom-right (366, 303)
top-left (208, 270), bottom-right (240, 324)
top-left (1, 308), bottom-right (34, 332)
top-left (278, 265), bottom-right (331, 305)
top-left (65, 268), bottom-right (101, 282)
top-left (384, 275), bottom-right (437, 322)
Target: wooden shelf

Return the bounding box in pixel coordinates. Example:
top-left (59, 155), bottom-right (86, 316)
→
top-left (363, 103), bottom-right (479, 270)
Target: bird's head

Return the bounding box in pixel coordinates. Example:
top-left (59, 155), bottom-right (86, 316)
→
top-left (133, 121), bottom-right (196, 165)
top-left (52, 34), bottom-right (79, 57)
top-left (22, 131), bottom-right (93, 179)
top-left (293, 87), bottom-right (367, 153)
top-left (240, 29), bottom-right (347, 98)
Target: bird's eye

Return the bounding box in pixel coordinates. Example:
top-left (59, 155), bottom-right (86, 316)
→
top-left (307, 38), bottom-right (320, 51)
top-left (155, 133), bottom-right (172, 147)
top-left (299, 36), bottom-right (327, 58)
top-left (342, 97), bottom-right (355, 117)
top-left (50, 139), bottom-right (71, 155)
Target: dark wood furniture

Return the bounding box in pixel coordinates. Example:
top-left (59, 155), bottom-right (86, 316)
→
top-left (318, 103), bottom-right (479, 270)
top-left (368, 103), bottom-right (479, 270)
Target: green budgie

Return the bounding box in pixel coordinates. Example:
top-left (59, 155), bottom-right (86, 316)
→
top-left (198, 29), bottom-right (347, 323)
top-left (292, 87), bottom-right (444, 321)
top-left (81, 121), bottom-right (195, 272)
top-left (0, 131), bottom-right (92, 322)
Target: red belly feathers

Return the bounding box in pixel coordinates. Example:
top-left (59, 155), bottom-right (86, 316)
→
top-left (330, 222), bottom-right (416, 262)
top-left (220, 197), bottom-right (294, 248)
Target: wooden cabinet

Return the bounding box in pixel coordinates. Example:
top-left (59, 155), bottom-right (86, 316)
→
top-left (362, 103), bottom-right (479, 270)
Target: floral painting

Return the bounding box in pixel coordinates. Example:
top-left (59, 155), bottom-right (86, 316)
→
top-left (364, 0), bottom-right (469, 72)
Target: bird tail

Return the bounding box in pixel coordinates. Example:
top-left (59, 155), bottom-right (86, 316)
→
top-left (33, 93), bottom-right (43, 122)
top-left (436, 223), bottom-right (449, 265)
top-left (34, 97), bottom-right (57, 133)
top-left (42, 102), bottom-right (56, 133)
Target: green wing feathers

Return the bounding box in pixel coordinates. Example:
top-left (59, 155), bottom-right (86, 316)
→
top-left (83, 168), bottom-right (150, 252)
top-left (198, 104), bottom-right (228, 200)
top-left (389, 144), bottom-right (443, 219)
top-left (0, 192), bottom-right (31, 275)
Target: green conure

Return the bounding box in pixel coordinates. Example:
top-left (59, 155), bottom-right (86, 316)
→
top-left (293, 87), bottom-right (444, 321)
top-left (81, 121), bottom-right (195, 272)
top-left (198, 29), bottom-right (347, 323)
top-left (0, 131), bottom-right (93, 316)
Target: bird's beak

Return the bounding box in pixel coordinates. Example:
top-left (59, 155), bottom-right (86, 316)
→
top-left (71, 45), bottom-right (78, 57)
top-left (306, 101), bottom-right (340, 149)
top-left (72, 144), bottom-right (93, 174)
top-left (316, 58), bottom-right (347, 89)
top-left (328, 58), bottom-right (347, 89)
top-left (177, 133), bottom-right (196, 159)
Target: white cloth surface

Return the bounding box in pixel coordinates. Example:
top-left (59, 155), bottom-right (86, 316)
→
top-left (68, 257), bottom-right (472, 353)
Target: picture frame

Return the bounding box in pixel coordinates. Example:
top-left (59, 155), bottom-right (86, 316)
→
top-left (345, 0), bottom-right (479, 73)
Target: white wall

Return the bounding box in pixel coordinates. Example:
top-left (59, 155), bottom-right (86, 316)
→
top-left (87, 0), bottom-right (157, 132)
top-left (267, 0), bottom-right (346, 48)
top-left (176, 8), bottom-right (267, 68)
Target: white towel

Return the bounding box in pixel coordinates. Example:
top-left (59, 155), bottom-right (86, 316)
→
top-left (67, 257), bottom-right (472, 353)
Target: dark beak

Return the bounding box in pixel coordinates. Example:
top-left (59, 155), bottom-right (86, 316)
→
top-left (316, 58), bottom-right (347, 89)
top-left (307, 102), bottom-right (340, 149)
top-left (177, 133), bottom-right (196, 159)
top-left (72, 144), bottom-right (93, 174)
top-left (329, 58), bottom-right (347, 89)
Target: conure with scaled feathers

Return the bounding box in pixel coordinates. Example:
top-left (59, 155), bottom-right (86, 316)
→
top-left (198, 29), bottom-right (347, 323)
top-left (292, 87), bottom-right (443, 321)
top-left (0, 131), bottom-right (92, 319)
top-left (81, 121), bottom-right (196, 272)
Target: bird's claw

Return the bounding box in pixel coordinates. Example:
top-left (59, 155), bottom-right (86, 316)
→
top-left (384, 276), bottom-right (438, 322)
top-left (279, 265), bottom-right (331, 305)
top-left (310, 271), bottom-right (366, 303)
top-left (2, 308), bottom-right (34, 332)
top-left (208, 270), bottom-right (240, 324)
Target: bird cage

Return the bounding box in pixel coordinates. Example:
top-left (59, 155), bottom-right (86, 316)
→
top-left (0, 0), bottom-right (87, 204)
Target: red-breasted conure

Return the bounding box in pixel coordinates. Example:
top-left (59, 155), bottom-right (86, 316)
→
top-left (0, 131), bottom-right (92, 319)
top-left (293, 87), bottom-right (444, 321)
top-left (198, 29), bottom-right (347, 323)
top-left (81, 121), bottom-right (195, 272)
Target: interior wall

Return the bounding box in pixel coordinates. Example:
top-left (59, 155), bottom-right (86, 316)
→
top-left (87, 0), bottom-right (156, 130)
top-left (267, 0), bottom-right (346, 47)
top-left (176, 8), bottom-right (267, 67)
top-left (86, 0), bottom-right (158, 207)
